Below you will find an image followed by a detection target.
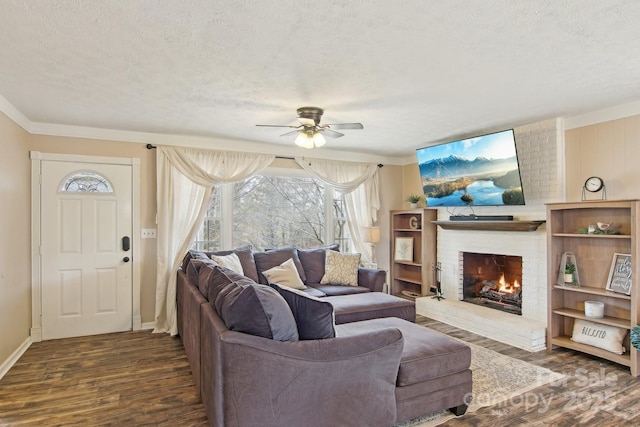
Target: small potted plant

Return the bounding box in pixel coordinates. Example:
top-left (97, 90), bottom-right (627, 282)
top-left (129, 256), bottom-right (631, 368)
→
top-left (564, 262), bottom-right (576, 285)
top-left (407, 194), bottom-right (423, 209)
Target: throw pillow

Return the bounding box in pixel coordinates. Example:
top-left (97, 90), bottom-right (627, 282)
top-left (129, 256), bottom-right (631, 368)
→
top-left (186, 257), bottom-right (216, 288)
top-left (206, 265), bottom-right (249, 303)
top-left (215, 279), bottom-right (299, 342)
top-left (211, 252), bottom-right (244, 276)
top-left (297, 244), bottom-right (340, 285)
top-left (321, 250), bottom-right (361, 287)
top-left (262, 258), bottom-right (307, 290)
top-left (270, 283), bottom-right (336, 340)
top-left (254, 246), bottom-right (307, 284)
top-left (181, 250), bottom-right (211, 271)
top-left (206, 245), bottom-right (259, 282)
top-left (571, 319), bottom-right (627, 354)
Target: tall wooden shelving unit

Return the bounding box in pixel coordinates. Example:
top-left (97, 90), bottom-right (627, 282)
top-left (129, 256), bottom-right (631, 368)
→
top-left (390, 209), bottom-right (437, 299)
top-left (547, 200), bottom-right (640, 376)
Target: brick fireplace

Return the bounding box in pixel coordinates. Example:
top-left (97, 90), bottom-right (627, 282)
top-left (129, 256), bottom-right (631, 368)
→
top-left (416, 220), bottom-right (547, 351)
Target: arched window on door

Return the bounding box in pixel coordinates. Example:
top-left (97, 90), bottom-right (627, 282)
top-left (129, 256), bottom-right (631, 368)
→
top-left (60, 171), bottom-right (114, 193)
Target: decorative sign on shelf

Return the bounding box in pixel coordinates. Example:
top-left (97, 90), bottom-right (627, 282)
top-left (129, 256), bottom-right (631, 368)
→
top-left (605, 253), bottom-right (632, 295)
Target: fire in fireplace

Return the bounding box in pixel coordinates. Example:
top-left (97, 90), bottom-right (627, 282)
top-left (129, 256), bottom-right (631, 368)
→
top-left (461, 252), bottom-right (523, 315)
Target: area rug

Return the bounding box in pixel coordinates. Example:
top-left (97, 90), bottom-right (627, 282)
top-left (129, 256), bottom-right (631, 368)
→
top-left (394, 339), bottom-right (565, 427)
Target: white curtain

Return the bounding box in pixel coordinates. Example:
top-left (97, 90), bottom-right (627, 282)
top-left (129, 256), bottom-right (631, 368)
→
top-left (295, 157), bottom-right (380, 262)
top-left (154, 146), bottom-right (274, 335)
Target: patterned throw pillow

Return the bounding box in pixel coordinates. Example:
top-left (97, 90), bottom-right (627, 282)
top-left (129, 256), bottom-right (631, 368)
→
top-left (262, 258), bottom-right (307, 290)
top-left (320, 251), bottom-right (360, 287)
top-left (211, 253), bottom-right (244, 276)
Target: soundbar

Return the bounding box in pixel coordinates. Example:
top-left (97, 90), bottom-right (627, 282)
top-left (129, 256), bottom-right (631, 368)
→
top-left (449, 215), bottom-right (514, 221)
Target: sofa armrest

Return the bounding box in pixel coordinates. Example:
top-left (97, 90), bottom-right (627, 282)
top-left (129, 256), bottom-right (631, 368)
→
top-left (358, 267), bottom-right (386, 292)
top-left (201, 301), bottom-right (403, 427)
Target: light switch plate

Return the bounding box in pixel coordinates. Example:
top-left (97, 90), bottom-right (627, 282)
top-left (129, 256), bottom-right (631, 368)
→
top-left (141, 229), bottom-right (157, 239)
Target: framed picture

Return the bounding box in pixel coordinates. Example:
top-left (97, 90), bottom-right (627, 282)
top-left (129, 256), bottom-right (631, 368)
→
top-left (395, 237), bottom-right (414, 262)
top-left (606, 253), bottom-right (632, 295)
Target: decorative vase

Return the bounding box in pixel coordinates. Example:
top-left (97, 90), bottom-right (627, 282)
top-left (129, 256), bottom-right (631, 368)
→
top-left (410, 203), bottom-right (418, 209)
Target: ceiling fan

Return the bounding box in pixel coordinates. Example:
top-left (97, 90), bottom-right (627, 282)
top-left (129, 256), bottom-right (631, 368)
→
top-left (256, 106), bottom-right (363, 148)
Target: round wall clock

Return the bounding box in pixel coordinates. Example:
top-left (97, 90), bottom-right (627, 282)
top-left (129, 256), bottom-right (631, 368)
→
top-left (584, 176), bottom-right (604, 192)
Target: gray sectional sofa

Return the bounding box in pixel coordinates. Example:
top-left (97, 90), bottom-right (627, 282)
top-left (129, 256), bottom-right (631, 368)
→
top-left (177, 245), bottom-right (472, 426)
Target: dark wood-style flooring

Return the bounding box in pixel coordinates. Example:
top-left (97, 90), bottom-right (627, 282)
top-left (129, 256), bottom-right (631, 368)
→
top-left (1, 316), bottom-right (639, 426)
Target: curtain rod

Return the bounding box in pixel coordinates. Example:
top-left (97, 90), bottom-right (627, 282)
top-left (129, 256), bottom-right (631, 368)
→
top-left (146, 146), bottom-right (382, 167)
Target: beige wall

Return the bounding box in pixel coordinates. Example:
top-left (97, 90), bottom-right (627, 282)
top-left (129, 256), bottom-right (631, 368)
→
top-left (0, 113), bottom-right (31, 368)
top-left (30, 135), bottom-right (158, 324)
top-left (375, 165), bottom-right (404, 273)
top-left (566, 114), bottom-right (640, 201)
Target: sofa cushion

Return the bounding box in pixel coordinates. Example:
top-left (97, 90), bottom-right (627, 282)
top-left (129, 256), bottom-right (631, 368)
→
top-left (215, 279), bottom-right (299, 342)
top-left (210, 252), bottom-right (244, 276)
top-left (254, 246), bottom-right (306, 284)
top-left (297, 244), bottom-right (339, 285)
top-left (262, 258), bottom-right (307, 290)
top-left (324, 292), bottom-right (415, 324)
top-left (181, 249), bottom-right (211, 272)
top-left (336, 317), bottom-right (471, 386)
top-left (270, 283), bottom-right (336, 340)
top-left (205, 264), bottom-right (249, 303)
top-left (207, 245), bottom-right (259, 283)
top-left (186, 257), bottom-right (217, 293)
top-left (321, 251), bottom-right (360, 287)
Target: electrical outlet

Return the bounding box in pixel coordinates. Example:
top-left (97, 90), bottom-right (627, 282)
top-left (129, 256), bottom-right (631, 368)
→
top-left (141, 228), bottom-right (157, 239)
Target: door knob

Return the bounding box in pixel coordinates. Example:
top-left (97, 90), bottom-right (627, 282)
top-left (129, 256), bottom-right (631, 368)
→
top-left (123, 257), bottom-right (130, 263)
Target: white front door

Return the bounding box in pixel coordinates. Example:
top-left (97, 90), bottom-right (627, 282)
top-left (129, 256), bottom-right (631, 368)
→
top-left (39, 160), bottom-right (133, 340)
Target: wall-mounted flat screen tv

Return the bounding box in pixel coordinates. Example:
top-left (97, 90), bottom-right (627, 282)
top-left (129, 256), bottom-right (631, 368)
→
top-left (416, 129), bottom-right (525, 207)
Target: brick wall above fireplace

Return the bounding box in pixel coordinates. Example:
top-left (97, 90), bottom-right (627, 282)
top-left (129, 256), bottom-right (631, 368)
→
top-left (415, 118), bottom-right (563, 352)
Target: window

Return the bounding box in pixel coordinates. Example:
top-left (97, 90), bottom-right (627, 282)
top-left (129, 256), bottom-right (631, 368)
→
top-left (192, 190), bottom-right (221, 251)
top-left (60, 171), bottom-right (113, 193)
top-left (192, 170), bottom-right (349, 252)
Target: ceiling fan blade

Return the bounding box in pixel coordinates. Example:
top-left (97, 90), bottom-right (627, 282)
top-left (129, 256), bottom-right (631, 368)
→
top-left (280, 129), bottom-right (301, 137)
top-left (321, 128), bottom-right (344, 138)
top-left (298, 117), bottom-right (316, 127)
top-left (325, 123), bottom-right (364, 130)
top-left (256, 124), bottom-right (301, 129)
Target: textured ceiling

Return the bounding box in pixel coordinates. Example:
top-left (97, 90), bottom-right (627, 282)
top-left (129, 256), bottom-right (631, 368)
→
top-left (1, 0), bottom-right (640, 159)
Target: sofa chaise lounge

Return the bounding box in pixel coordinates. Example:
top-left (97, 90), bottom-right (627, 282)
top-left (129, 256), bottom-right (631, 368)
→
top-left (177, 245), bottom-right (472, 426)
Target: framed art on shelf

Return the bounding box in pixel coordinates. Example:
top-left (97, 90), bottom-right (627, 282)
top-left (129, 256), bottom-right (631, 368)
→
top-left (394, 237), bottom-right (414, 262)
top-left (606, 253), bottom-right (632, 295)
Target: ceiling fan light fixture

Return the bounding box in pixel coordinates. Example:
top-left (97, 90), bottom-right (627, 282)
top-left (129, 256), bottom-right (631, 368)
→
top-left (295, 132), bottom-right (314, 149)
top-left (312, 132), bottom-right (326, 147)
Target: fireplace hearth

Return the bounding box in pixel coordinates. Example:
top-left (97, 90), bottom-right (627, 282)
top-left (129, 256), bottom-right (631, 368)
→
top-left (461, 252), bottom-right (523, 315)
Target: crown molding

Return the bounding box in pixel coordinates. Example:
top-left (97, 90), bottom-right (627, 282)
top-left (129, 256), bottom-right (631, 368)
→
top-left (0, 94), bottom-right (31, 131)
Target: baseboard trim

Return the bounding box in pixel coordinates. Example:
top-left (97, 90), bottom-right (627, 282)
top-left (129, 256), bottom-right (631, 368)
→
top-left (0, 337), bottom-right (32, 380)
top-left (141, 321), bottom-right (155, 330)
top-left (133, 316), bottom-right (143, 330)
top-left (30, 326), bottom-right (42, 342)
